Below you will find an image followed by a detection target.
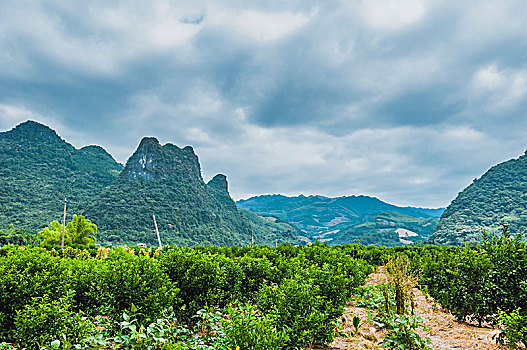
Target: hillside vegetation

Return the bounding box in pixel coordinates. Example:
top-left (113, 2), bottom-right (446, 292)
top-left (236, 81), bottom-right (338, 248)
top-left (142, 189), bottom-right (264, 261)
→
top-left (333, 211), bottom-right (438, 246)
top-left (0, 121), bottom-right (123, 233)
top-left (0, 121), bottom-right (301, 246)
top-left (238, 194), bottom-right (442, 245)
top-left (433, 150), bottom-right (527, 244)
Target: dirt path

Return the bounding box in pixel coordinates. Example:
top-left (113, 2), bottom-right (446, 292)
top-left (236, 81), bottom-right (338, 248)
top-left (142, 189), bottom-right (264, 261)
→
top-left (324, 269), bottom-right (509, 350)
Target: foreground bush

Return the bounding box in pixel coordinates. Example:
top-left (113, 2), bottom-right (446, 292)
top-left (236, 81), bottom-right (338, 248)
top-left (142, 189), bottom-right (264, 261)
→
top-left (158, 248), bottom-right (222, 322)
top-left (0, 247), bottom-right (68, 338)
top-left (257, 277), bottom-right (338, 348)
top-left (419, 224), bottom-right (527, 345)
top-left (104, 250), bottom-right (178, 323)
top-left (13, 292), bottom-right (92, 350)
top-left (218, 304), bottom-right (289, 350)
top-left (0, 242), bottom-right (374, 348)
top-left (496, 307), bottom-right (527, 349)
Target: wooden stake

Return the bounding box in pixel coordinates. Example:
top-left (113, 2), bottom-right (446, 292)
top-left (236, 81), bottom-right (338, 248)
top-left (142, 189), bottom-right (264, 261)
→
top-left (153, 214), bottom-right (162, 249)
top-left (61, 196), bottom-right (67, 250)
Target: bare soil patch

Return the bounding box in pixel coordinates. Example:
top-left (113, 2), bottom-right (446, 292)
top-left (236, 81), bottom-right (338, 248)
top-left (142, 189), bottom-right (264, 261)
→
top-left (322, 269), bottom-right (509, 350)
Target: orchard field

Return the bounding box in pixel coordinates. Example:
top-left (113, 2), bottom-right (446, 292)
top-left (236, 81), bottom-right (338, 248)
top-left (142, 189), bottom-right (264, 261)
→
top-left (0, 226), bottom-right (526, 349)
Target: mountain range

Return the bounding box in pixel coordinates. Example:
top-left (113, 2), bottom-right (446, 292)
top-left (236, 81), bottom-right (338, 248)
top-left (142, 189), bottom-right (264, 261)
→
top-left (4, 120), bottom-right (522, 247)
top-left (237, 194), bottom-right (444, 246)
top-left (0, 121), bottom-right (301, 246)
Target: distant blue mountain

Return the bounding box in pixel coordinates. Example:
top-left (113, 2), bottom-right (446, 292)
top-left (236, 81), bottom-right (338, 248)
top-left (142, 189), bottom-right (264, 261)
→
top-left (237, 194), bottom-right (444, 245)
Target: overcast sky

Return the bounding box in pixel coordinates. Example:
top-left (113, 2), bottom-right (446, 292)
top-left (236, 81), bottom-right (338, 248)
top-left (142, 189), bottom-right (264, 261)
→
top-left (1, 0), bottom-right (527, 208)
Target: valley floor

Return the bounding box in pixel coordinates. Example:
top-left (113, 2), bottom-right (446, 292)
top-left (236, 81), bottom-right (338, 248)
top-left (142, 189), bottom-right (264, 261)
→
top-left (325, 268), bottom-right (510, 350)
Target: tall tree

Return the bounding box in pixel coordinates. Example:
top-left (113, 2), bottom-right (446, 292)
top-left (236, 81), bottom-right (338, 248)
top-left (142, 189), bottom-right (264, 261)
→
top-left (66, 215), bottom-right (97, 245)
top-left (39, 215), bottom-right (97, 245)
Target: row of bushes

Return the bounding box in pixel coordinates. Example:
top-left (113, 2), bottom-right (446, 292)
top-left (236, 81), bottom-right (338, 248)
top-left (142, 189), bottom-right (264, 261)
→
top-left (0, 246), bottom-right (176, 338)
top-left (418, 224), bottom-right (527, 347)
top-left (0, 242), bottom-right (371, 349)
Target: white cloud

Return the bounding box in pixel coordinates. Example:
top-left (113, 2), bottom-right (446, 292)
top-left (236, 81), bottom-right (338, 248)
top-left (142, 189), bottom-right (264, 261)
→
top-left (1, 0), bottom-right (527, 209)
top-left (209, 8), bottom-right (313, 41)
top-left (360, 0), bottom-right (427, 30)
top-left (186, 127), bottom-right (211, 143)
top-left (196, 123), bottom-right (495, 206)
top-left (474, 65), bottom-right (505, 89)
top-left (471, 65), bottom-right (527, 111)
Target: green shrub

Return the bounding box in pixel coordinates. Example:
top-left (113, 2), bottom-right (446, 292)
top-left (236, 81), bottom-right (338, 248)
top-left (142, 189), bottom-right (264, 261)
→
top-left (419, 224), bottom-right (527, 329)
top-left (256, 277), bottom-right (337, 348)
top-left (218, 304), bottom-right (288, 350)
top-left (62, 258), bottom-right (111, 316)
top-left (158, 248), bottom-right (222, 323)
top-left (104, 251), bottom-right (178, 324)
top-left (496, 307), bottom-right (527, 349)
top-left (0, 247), bottom-right (68, 339)
top-left (13, 293), bottom-right (92, 350)
top-left (214, 255), bottom-right (244, 307)
top-left (110, 309), bottom-right (176, 350)
top-left (482, 226), bottom-right (527, 320)
top-left (0, 243), bottom-right (377, 348)
top-left (0, 225), bottom-right (37, 245)
top-left (354, 284), bottom-right (396, 315)
top-left (300, 243), bottom-right (371, 291)
top-left (379, 314), bottom-right (432, 350)
top-left (236, 256), bottom-right (276, 299)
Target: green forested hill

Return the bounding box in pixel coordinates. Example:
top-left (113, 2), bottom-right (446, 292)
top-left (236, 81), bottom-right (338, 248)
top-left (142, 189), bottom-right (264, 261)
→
top-left (0, 121), bottom-right (123, 233)
top-left (237, 194), bottom-right (443, 245)
top-left (432, 151), bottom-right (527, 245)
top-left (85, 137), bottom-right (302, 246)
top-left (332, 211), bottom-right (438, 246)
top-left (0, 121), bottom-right (301, 246)
top-left (239, 209), bottom-right (308, 245)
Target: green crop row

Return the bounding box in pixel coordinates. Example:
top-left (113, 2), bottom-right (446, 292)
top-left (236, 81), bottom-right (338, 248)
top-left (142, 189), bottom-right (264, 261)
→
top-left (0, 242), bottom-right (371, 349)
top-left (418, 224), bottom-right (527, 348)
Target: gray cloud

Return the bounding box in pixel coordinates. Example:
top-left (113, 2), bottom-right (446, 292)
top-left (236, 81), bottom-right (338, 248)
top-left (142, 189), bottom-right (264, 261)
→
top-left (374, 86), bottom-right (466, 126)
top-left (1, 0), bottom-right (527, 208)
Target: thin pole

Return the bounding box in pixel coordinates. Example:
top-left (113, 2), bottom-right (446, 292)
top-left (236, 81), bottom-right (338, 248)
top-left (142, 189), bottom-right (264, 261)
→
top-left (61, 196), bottom-right (67, 250)
top-left (153, 215), bottom-right (162, 249)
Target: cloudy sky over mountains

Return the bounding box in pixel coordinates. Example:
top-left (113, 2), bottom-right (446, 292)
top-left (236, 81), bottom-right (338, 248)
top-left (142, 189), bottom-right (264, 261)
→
top-left (1, 0), bottom-right (527, 207)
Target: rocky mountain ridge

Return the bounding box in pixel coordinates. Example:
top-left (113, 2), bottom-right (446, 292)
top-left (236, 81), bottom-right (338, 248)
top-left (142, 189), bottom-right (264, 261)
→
top-left (123, 137), bottom-right (202, 181)
top-left (0, 120), bottom-right (301, 246)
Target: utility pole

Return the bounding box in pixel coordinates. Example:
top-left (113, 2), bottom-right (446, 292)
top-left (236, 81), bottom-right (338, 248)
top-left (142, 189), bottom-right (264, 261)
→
top-left (153, 214), bottom-right (162, 249)
top-left (251, 231), bottom-right (254, 246)
top-left (61, 196), bottom-right (67, 250)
